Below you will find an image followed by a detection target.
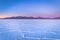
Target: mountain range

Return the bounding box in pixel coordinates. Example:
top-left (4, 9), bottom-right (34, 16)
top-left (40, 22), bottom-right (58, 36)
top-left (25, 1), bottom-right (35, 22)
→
top-left (2, 16), bottom-right (60, 19)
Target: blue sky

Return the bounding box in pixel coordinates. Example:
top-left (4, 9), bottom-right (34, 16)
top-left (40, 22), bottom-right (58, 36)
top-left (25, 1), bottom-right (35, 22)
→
top-left (0, 0), bottom-right (60, 16)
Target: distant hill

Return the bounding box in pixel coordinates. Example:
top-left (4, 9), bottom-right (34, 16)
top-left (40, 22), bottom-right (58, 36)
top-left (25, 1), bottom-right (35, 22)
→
top-left (4, 16), bottom-right (43, 19)
top-left (3, 16), bottom-right (60, 19)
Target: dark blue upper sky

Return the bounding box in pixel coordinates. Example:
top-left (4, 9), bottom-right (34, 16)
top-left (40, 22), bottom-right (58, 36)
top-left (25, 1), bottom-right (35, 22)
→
top-left (0, 0), bottom-right (60, 16)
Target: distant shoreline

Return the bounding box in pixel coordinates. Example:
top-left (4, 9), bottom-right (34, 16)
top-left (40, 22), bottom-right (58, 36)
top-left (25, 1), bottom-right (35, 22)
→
top-left (0, 16), bottom-right (60, 19)
top-left (0, 19), bottom-right (60, 20)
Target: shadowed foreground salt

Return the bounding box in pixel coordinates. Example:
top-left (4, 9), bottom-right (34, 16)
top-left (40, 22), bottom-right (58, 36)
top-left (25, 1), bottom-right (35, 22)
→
top-left (0, 19), bottom-right (60, 40)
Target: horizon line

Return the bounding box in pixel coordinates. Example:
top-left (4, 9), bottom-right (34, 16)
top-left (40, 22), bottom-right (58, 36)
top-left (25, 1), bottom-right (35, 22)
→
top-left (0, 16), bottom-right (60, 19)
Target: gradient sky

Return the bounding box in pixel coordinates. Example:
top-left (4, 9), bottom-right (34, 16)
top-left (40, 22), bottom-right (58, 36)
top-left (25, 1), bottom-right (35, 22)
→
top-left (0, 0), bottom-right (60, 18)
